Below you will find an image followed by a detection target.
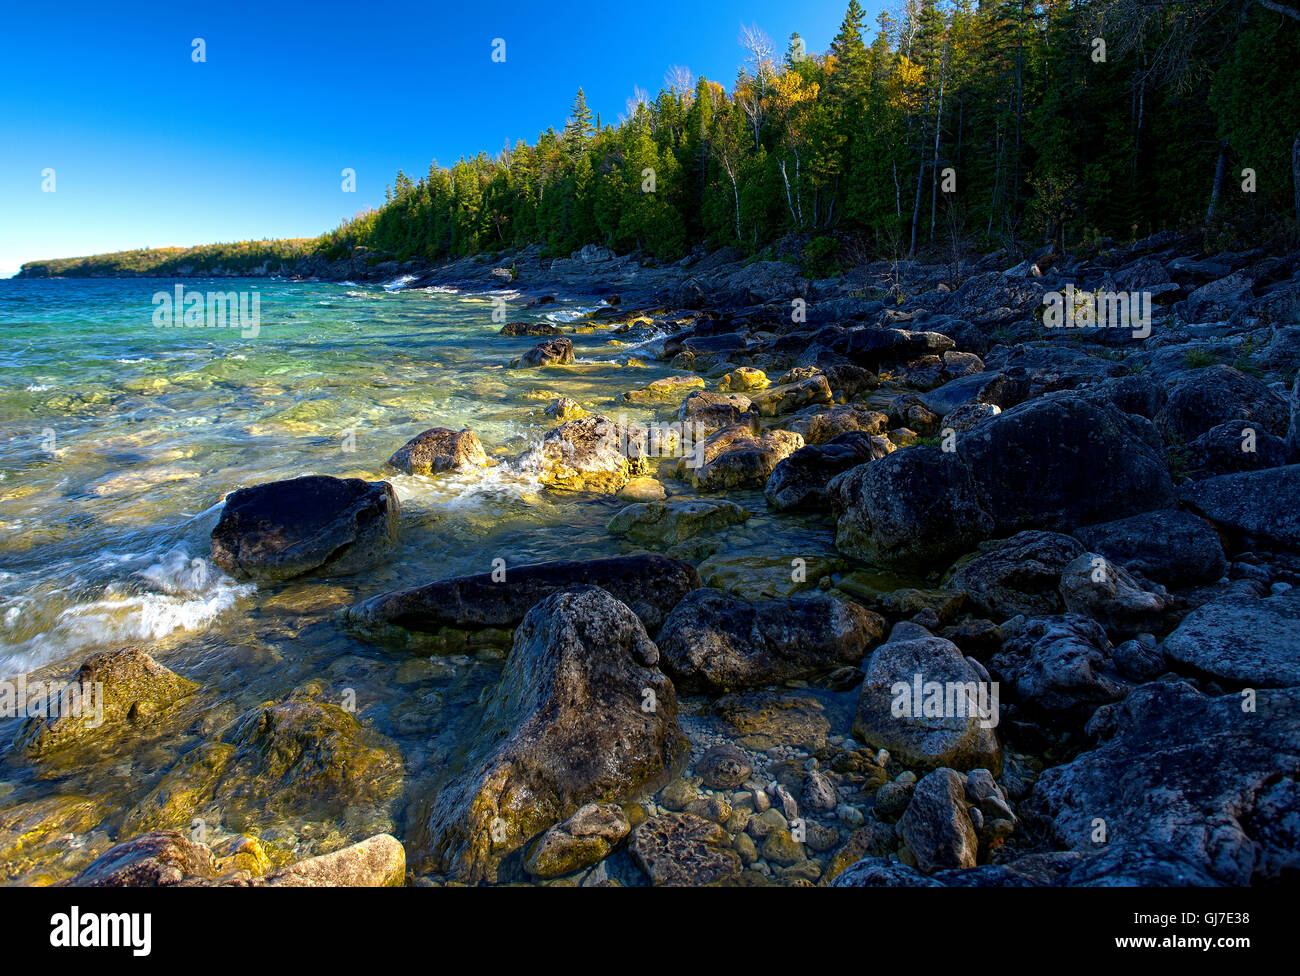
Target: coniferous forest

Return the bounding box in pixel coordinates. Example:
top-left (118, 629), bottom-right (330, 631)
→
top-left (320, 0), bottom-right (1300, 269)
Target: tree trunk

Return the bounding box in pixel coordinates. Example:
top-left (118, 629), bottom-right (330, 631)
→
top-left (1206, 144), bottom-right (1227, 224)
top-left (929, 31), bottom-right (950, 244)
top-left (1294, 128), bottom-right (1300, 227)
top-left (910, 122), bottom-right (927, 258)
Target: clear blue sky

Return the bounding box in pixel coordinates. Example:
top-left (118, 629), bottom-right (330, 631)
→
top-left (0, 0), bottom-right (869, 276)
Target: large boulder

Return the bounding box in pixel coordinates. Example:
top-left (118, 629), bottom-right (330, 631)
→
top-left (1162, 589), bottom-right (1300, 687)
top-left (956, 394), bottom-right (1176, 532)
top-left (852, 634), bottom-right (1002, 773)
top-left (525, 415), bottom-right (650, 492)
top-left (1184, 420), bottom-right (1290, 479)
top-left (1071, 510), bottom-right (1227, 588)
top-left (423, 587), bottom-right (685, 883)
top-left (829, 448), bottom-right (994, 570)
top-left (387, 427), bottom-right (489, 475)
top-left (830, 328), bottom-right (956, 367)
top-left (211, 476), bottom-right (399, 581)
top-left (1178, 465), bottom-right (1300, 549)
top-left (832, 395), bottom-right (1176, 570)
top-left (1155, 365), bottom-right (1290, 442)
top-left (765, 432), bottom-right (895, 511)
top-left (943, 531), bottom-right (1085, 620)
top-left (1031, 682), bottom-right (1300, 885)
top-left (656, 588), bottom-right (885, 693)
top-left (14, 647), bottom-right (197, 756)
top-left (347, 554), bottom-right (700, 645)
top-left (680, 426), bottom-right (804, 491)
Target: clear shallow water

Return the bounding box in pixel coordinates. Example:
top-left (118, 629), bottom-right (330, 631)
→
top-left (0, 276), bottom-right (847, 881)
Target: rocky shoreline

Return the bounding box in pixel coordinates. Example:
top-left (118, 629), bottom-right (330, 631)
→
top-left (7, 233), bottom-right (1300, 887)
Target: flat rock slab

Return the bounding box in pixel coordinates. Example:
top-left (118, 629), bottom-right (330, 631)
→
top-left (1162, 589), bottom-right (1300, 687)
top-left (347, 553), bottom-right (699, 641)
top-left (1178, 465), bottom-right (1300, 549)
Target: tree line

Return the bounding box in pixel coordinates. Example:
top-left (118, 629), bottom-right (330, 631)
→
top-left (323, 0), bottom-right (1299, 270)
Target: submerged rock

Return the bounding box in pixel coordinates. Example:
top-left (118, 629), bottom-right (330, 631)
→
top-left (695, 744), bottom-right (752, 791)
top-left (631, 812), bottom-right (742, 886)
top-left (423, 587), bottom-right (685, 883)
top-left (524, 803), bottom-right (631, 879)
top-left (387, 427), bottom-right (489, 475)
top-left (122, 692), bottom-right (403, 837)
top-left (70, 831), bottom-right (218, 886)
top-left (211, 475), bottom-right (398, 581)
top-left (656, 588), bottom-right (885, 693)
top-left (347, 553), bottom-right (699, 644)
top-left (713, 691), bottom-right (830, 752)
top-left (607, 499), bottom-right (749, 548)
top-left (14, 647), bottom-right (198, 756)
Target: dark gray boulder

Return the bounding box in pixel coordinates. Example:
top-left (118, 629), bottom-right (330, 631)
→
top-left (423, 587), bottom-right (686, 883)
top-left (211, 475), bottom-right (398, 581)
top-left (347, 554), bottom-right (700, 643)
top-left (1072, 510), bottom-right (1227, 588)
top-left (656, 587), bottom-right (886, 693)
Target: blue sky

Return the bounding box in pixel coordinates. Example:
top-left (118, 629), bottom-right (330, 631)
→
top-left (0, 0), bottom-right (868, 276)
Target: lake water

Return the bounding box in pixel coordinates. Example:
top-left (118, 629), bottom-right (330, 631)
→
top-left (0, 275), bottom-right (851, 882)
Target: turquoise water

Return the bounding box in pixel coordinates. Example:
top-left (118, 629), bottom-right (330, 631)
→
top-left (0, 275), bottom-right (846, 882)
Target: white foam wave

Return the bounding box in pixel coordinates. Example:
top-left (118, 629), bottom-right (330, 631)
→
top-left (383, 274), bottom-right (418, 292)
top-left (0, 549), bottom-right (254, 675)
